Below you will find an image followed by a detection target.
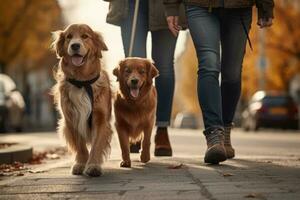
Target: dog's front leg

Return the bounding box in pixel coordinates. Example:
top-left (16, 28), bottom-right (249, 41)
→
top-left (116, 126), bottom-right (131, 168)
top-left (84, 121), bottom-right (112, 177)
top-left (60, 123), bottom-right (88, 175)
top-left (72, 139), bottom-right (89, 175)
top-left (140, 125), bottom-right (152, 163)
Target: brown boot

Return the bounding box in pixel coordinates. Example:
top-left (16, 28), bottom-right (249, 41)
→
top-left (203, 127), bottom-right (227, 164)
top-left (154, 127), bottom-right (172, 156)
top-left (224, 125), bottom-right (235, 159)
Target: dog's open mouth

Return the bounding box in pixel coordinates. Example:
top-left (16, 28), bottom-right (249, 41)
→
top-left (71, 54), bottom-right (86, 67)
top-left (130, 87), bottom-right (140, 98)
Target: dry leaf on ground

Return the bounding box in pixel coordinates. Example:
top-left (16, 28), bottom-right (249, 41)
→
top-left (168, 163), bottom-right (184, 169)
top-left (222, 173), bottom-right (234, 177)
top-left (245, 193), bottom-right (265, 199)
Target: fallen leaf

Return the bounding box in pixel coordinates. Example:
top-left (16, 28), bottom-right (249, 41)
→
top-left (245, 193), bottom-right (265, 198)
top-left (222, 173), bottom-right (234, 177)
top-left (16, 173), bottom-right (24, 176)
top-left (168, 163), bottom-right (184, 169)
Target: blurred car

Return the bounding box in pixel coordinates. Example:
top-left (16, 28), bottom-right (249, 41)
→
top-left (0, 74), bottom-right (25, 132)
top-left (173, 112), bottom-right (201, 129)
top-left (242, 91), bottom-right (299, 131)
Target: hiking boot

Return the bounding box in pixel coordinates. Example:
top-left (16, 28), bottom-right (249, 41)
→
top-left (224, 124), bottom-right (235, 159)
top-left (154, 127), bottom-right (172, 156)
top-left (203, 127), bottom-right (227, 164)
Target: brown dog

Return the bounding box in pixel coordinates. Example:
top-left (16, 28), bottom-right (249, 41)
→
top-left (51, 24), bottom-right (112, 176)
top-left (113, 57), bottom-right (159, 168)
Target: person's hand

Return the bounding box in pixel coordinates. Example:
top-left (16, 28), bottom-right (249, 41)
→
top-left (257, 18), bottom-right (273, 28)
top-left (166, 16), bottom-right (181, 37)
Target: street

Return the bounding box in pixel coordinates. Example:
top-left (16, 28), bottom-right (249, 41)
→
top-left (0, 128), bottom-right (300, 200)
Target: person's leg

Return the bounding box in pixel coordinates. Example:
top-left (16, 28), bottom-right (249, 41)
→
top-left (120, 0), bottom-right (148, 153)
top-left (186, 6), bottom-right (226, 164)
top-left (151, 30), bottom-right (177, 156)
top-left (120, 0), bottom-right (148, 57)
top-left (220, 8), bottom-right (252, 158)
top-left (186, 6), bottom-right (223, 129)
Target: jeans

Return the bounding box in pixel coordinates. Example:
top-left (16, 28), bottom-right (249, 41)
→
top-left (186, 6), bottom-right (252, 130)
top-left (120, 0), bottom-right (177, 127)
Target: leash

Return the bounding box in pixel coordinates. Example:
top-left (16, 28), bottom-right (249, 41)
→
top-left (128, 0), bottom-right (140, 57)
top-left (240, 15), bottom-right (253, 51)
top-left (67, 74), bottom-right (100, 129)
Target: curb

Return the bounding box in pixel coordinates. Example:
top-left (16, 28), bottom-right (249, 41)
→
top-left (0, 144), bottom-right (33, 164)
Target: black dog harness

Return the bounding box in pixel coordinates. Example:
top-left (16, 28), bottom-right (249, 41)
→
top-left (67, 75), bottom-right (100, 129)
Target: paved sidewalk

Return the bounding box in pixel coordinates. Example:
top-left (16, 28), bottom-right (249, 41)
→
top-left (0, 129), bottom-right (300, 200)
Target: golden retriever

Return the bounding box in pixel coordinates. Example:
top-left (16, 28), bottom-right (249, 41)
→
top-left (113, 57), bottom-right (159, 168)
top-left (51, 24), bottom-right (112, 176)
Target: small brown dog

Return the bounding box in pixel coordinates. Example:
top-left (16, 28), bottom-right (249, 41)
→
top-left (113, 57), bottom-right (159, 168)
top-left (51, 24), bottom-right (112, 176)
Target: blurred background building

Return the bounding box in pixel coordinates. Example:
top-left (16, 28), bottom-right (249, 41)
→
top-left (0, 0), bottom-right (299, 132)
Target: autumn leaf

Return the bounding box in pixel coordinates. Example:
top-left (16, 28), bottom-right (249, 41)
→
top-left (222, 173), bottom-right (234, 177)
top-left (245, 193), bottom-right (265, 199)
top-left (15, 173), bottom-right (25, 176)
top-left (168, 163), bottom-right (184, 169)
top-left (0, 0), bottom-right (63, 71)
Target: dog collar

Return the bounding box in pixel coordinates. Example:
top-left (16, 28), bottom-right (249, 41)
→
top-left (67, 74), bottom-right (100, 129)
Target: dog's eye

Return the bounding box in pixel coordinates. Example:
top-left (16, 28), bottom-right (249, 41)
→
top-left (125, 68), bottom-right (131, 74)
top-left (66, 34), bottom-right (72, 39)
top-left (81, 34), bottom-right (88, 39)
top-left (139, 69), bottom-right (145, 74)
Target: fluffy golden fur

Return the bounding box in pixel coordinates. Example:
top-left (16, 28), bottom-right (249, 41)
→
top-left (113, 57), bottom-right (159, 168)
top-left (51, 24), bottom-right (112, 176)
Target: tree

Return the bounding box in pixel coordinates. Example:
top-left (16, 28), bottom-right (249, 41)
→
top-left (241, 1), bottom-right (300, 100)
top-left (265, 3), bottom-right (300, 91)
top-left (0, 0), bottom-right (63, 73)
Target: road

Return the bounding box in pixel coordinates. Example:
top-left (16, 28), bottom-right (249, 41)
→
top-left (0, 128), bottom-right (300, 200)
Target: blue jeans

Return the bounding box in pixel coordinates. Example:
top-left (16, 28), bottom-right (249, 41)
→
top-left (120, 0), bottom-right (177, 127)
top-left (186, 6), bottom-right (252, 130)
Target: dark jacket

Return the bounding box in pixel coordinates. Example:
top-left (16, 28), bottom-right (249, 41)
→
top-left (104, 0), bottom-right (187, 31)
top-left (163, 0), bottom-right (274, 19)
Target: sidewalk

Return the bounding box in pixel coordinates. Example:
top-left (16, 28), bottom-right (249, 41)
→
top-left (1, 129), bottom-right (300, 200)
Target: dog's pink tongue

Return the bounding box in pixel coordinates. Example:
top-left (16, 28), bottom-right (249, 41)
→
top-left (130, 88), bottom-right (139, 98)
top-left (71, 56), bottom-right (83, 66)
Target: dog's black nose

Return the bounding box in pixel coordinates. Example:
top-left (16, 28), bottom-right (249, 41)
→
top-left (71, 43), bottom-right (80, 51)
top-left (131, 79), bottom-right (138, 85)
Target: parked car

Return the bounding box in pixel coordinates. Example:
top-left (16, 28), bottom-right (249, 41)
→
top-left (0, 74), bottom-right (25, 132)
top-left (173, 113), bottom-right (201, 129)
top-left (242, 91), bottom-right (299, 131)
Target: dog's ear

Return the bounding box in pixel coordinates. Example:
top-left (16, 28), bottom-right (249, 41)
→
top-left (51, 31), bottom-right (65, 58)
top-left (113, 60), bottom-right (126, 81)
top-left (93, 31), bottom-right (108, 58)
top-left (113, 67), bottom-right (119, 81)
top-left (147, 60), bottom-right (159, 79)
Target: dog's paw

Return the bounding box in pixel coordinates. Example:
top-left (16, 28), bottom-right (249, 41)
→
top-left (140, 152), bottom-right (150, 163)
top-left (84, 164), bottom-right (103, 177)
top-left (71, 163), bottom-right (86, 175)
top-left (120, 160), bottom-right (131, 168)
